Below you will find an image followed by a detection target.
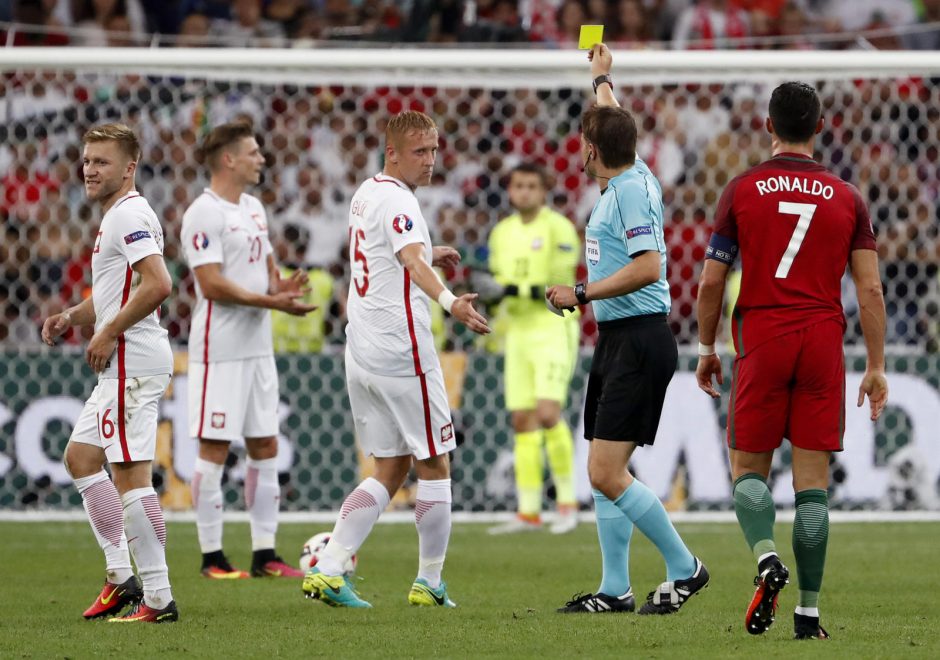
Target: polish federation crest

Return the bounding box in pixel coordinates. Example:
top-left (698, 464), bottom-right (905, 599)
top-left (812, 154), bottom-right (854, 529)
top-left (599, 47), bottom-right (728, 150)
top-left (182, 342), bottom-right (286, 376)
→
top-left (392, 214), bottom-right (414, 234)
top-left (441, 423), bottom-right (454, 444)
top-left (211, 412), bottom-right (226, 429)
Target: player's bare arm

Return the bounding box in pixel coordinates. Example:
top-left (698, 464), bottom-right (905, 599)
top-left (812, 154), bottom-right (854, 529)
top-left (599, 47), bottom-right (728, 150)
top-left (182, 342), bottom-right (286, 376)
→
top-left (850, 248), bottom-right (889, 420)
top-left (695, 258), bottom-right (731, 399)
top-left (546, 250), bottom-right (659, 309)
top-left (588, 44), bottom-right (619, 108)
top-left (86, 254), bottom-right (172, 373)
top-left (398, 242), bottom-right (490, 335)
top-left (193, 262), bottom-right (316, 316)
top-left (431, 246), bottom-right (460, 269)
top-left (41, 296), bottom-right (96, 346)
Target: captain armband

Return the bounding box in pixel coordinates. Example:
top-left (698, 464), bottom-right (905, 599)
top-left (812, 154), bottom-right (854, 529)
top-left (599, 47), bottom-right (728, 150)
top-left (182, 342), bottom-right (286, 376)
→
top-left (705, 233), bottom-right (739, 265)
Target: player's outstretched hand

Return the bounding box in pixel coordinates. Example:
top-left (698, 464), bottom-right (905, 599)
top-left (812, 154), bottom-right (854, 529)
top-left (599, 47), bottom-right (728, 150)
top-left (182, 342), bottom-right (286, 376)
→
top-left (857, 368), bottom-right (888, 421)
top-left (696, 354), bottom-right (723, 399)
top-left (432, 246), bottom-right (461, 269)
top-left (86, 329), bottom-right (117, 373)
top-left (278, 269), bottom-right (309, 294)
top-left (451, 293), bottom-right (490, 335)
top-left (41, 313), bottom-right (71, 346)
top-left (269, 291), bottom-right (317, 316)
top-left (588, 43), bottom-right (612, 77)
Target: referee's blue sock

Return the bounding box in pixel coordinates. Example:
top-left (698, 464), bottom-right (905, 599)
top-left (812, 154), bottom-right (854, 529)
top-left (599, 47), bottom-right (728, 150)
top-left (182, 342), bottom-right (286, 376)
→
top-left (614, 480), bottom-right (696, 581)
top-left (593, 489), bottom-right (632, 597)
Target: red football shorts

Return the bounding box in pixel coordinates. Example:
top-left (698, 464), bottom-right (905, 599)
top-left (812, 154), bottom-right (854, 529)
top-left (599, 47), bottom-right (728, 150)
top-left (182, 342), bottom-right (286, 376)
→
top-left (727, 319), bottom-right (845, 453)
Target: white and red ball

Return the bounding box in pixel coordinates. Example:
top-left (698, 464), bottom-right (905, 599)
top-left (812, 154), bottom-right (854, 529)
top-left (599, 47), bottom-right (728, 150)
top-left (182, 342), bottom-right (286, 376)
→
top-left (299, 532), bottom-right (357, 574)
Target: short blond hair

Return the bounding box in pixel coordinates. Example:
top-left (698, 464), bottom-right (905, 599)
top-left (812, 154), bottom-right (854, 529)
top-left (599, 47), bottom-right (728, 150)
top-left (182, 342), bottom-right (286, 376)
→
top-left (386, 111), bottom-right (437, 147)
top-left (82, 123), bottom-right (141, 161)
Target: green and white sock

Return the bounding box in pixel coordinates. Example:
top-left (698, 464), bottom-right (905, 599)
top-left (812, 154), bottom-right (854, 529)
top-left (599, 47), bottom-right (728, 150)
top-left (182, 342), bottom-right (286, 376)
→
top-left (733, 473), bottom-right (777, 561)
top-left (793, 488), bottom-right (829, 610)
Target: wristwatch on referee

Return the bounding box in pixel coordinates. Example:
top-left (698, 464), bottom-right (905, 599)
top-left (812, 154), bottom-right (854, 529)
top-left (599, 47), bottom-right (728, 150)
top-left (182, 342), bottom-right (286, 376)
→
top-left (574, 282), bottom-right (589, 305)
top-left (593, 74), bottom-right (612, 94)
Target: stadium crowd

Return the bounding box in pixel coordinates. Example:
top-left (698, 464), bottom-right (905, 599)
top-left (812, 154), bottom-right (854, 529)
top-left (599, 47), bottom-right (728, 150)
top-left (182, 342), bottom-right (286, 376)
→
top-left (3, 0), bottom-right (939, 49)
top-left (1, 2), bottom-right (938, 352)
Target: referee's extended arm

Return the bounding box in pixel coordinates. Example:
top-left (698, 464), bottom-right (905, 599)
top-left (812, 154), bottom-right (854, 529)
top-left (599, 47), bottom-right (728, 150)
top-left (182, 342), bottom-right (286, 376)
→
top-left (546, 250), bottom-right (659, 309)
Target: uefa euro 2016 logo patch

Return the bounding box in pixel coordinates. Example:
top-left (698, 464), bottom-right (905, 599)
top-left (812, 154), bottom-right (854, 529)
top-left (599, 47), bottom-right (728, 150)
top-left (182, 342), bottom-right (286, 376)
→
top-left (392, 214), bottom-right (414, 234)
top-left (192, 231), bottom-right (209, 250)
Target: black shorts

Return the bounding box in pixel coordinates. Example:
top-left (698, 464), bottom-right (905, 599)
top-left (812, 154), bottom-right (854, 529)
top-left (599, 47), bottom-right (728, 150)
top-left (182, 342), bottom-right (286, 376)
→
top-left (583, 313), bottom-right (677, 445)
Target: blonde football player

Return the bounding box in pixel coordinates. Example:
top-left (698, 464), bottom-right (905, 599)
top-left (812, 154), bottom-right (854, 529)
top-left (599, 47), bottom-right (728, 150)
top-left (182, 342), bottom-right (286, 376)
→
top-left (302, 111), bottom-right (490, 608)
top-left (42, 124), bottom-right (177, 622)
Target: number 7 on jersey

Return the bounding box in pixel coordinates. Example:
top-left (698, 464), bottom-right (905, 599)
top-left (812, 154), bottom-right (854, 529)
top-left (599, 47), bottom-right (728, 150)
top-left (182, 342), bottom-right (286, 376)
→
top-left (775, 202), bottom-right (817, 279)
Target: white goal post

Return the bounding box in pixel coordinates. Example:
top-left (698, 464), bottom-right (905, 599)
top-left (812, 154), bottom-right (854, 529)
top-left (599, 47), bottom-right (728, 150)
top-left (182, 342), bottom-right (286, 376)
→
top-left (3, 47), bottom-right (940, 86)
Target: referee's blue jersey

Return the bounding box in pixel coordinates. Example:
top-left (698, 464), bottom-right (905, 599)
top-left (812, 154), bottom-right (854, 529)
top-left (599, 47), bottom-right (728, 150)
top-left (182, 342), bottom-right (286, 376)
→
top-left (584, 157), bottom-right (671, 322)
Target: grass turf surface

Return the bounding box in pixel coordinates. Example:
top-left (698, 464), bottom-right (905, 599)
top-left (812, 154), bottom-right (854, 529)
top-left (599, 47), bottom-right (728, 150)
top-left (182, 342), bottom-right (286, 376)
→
top-left (0, 521), bottom-right (936, 658)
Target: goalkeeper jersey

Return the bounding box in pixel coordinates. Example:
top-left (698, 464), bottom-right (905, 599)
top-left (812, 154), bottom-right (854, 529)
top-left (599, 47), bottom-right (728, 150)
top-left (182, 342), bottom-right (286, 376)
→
top-left (487, 207), bottom-right (580, 326)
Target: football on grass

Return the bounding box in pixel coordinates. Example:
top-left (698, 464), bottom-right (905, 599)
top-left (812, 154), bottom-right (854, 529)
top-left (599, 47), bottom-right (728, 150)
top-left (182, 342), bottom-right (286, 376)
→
top-left (299, 532), bottom-right (357, 574)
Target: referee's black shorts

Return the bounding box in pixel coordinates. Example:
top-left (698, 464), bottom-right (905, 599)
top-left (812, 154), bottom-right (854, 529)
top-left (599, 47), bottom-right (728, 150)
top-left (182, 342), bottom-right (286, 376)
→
top-left (583, 313), bottom-right (677, 445)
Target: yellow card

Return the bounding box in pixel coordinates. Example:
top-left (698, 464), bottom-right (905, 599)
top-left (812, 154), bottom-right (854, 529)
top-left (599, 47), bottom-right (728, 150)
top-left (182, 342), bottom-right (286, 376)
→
top-left (578, 25), bottom-right (604, 50)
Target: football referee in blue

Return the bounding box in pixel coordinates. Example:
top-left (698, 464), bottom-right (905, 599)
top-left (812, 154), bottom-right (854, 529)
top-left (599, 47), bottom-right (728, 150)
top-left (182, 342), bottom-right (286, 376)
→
top-left (548, 43), bottom-right (708, 615)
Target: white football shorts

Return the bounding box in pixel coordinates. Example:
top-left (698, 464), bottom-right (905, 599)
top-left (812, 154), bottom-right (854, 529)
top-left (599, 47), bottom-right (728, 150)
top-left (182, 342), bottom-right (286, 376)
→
top-left (70, 374), bottom-right (171, 464)
top-left (345, 346), bottom-right (455, 461)
top-left (188, 356), bottom-right (280, 441)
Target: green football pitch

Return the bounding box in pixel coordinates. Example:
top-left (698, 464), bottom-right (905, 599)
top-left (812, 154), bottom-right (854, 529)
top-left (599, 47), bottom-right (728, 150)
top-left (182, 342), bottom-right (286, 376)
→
top-left (1, 521), bottom-right (937, 658)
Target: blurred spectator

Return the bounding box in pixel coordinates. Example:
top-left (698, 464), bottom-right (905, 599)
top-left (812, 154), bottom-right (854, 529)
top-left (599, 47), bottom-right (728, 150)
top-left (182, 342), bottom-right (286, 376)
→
top-left (672, 0), bottom-right (751, 49)
top-left (70, 0), bottom-right (146, 47)
top-left (460, 0), bottom-right (527, 42)
top-left (904, 0), bottom-right (940, 50)
top-left (611, 0), bottom-right (654, 46)
top-left (4, 0), bottom-right (69, 45)
top-left (777, 2), bottom-right (816, 49)
top-left (176, 12), bottom-right (210, 45)
top-left (813, 0), bottom-right (917, 34)
top-left (554, 0), bottom-right (588, 48)
top-left (211, 0), bottom-right (286, 46)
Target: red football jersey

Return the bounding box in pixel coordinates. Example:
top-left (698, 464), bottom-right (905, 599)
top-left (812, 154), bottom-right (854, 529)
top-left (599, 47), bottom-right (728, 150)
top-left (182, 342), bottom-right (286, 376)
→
top-left (708, 152), bottom-right (876, 355)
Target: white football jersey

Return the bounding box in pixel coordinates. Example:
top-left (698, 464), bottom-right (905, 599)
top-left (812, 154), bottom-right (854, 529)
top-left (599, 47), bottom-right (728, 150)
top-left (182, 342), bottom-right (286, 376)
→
top-left (91, 191), bottom-right (172, 379)
top-left (181, 189), bottom-right (274, 363)
top-left (345, 174), bottom-right (440, 377)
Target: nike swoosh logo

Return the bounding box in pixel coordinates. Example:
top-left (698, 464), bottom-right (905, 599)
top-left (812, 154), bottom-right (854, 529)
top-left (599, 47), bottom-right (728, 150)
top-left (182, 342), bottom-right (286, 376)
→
top-left (267, 569), bottom-right (282, 577)
top-left (127, 536), bottom-right (139, 543)
top-left (100, 586), bottom-right (121, 605)
top-left (419, 586), bottom-right (445, 605)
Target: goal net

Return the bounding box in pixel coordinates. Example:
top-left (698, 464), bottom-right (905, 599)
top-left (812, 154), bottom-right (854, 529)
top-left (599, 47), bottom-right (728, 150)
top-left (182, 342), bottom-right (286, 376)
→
top-left (1, 48), bottom-right (938, 514)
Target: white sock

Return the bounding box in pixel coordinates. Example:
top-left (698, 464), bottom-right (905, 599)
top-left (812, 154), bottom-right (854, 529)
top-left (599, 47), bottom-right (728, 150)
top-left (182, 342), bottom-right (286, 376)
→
top-left (757, 551), bottom-right (778, 566)
top-left (74, 471), bottom-right (133, 584)
top-left (319, 477), bottom-right (390, 577)
top-left (415, 478), bottom-right (452, 589)
top-left (246, 456), bottom-right (280, 552)
top-left (122, 487), bottom-right (173, 609)
top-left (795, 606), bottom-right (820, 617)
top-left (192, 458), bottom-right (224, 554)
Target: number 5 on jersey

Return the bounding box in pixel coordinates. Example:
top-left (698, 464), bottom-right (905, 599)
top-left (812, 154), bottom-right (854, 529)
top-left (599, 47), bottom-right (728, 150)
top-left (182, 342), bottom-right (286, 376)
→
top-left (775, 202), bottom-right (817, 279)
top-left (352, 228), bottom-right (369, 296)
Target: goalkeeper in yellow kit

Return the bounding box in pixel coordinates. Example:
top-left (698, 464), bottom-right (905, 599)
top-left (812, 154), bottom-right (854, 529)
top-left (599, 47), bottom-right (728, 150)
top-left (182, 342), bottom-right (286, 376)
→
top-left (487, 163), bottom-right (581, 535)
